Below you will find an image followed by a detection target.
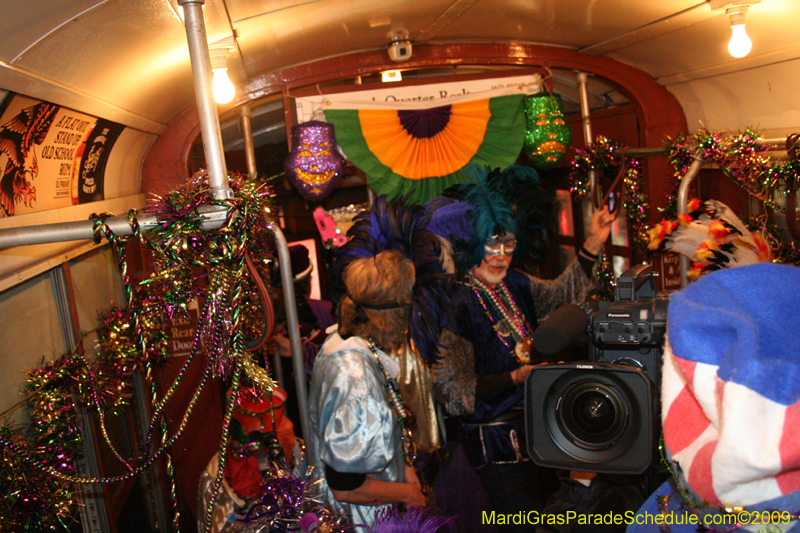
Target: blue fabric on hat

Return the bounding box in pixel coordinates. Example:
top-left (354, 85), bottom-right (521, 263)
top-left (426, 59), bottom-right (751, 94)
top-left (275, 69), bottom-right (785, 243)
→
top-left (667, 262), bottom-right (800, 406)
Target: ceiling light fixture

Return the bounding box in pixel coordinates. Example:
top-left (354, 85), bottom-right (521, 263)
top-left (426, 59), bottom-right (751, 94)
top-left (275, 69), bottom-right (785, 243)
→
top-left (209, 36), bottom-right (236, 104)
top-left (726, 5), bottom-right (752, 58)
top-left (711, 0), bottom-right (761, 59)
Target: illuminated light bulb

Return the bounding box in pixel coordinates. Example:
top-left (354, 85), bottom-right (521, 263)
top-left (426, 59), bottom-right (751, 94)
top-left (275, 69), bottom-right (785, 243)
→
top-left (381, 70), bottom-right (402, 82)
top-left (212, 68), bottom-right (235, 104)
top-left (728, 23), bottom-right (752, 58)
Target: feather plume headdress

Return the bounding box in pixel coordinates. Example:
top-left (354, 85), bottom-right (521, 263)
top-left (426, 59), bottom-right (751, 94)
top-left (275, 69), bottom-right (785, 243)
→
top-left (329, 195), bottom-right (456, 364)
top-left (433, 164), bottom-right (555, 275)
top-left (648, 198), bottom-right (772, 279)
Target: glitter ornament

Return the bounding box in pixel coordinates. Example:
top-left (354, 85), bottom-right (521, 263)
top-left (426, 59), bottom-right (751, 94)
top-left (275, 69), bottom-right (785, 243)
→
top-left (523, 91), bottom-right (573, 169)
top-left (284, 121), bottom-right (347, 201)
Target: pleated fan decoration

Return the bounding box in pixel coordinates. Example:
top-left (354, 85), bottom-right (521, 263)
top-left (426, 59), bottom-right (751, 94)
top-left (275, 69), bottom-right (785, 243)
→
top-left (324, 94), bottom-right (526, 204)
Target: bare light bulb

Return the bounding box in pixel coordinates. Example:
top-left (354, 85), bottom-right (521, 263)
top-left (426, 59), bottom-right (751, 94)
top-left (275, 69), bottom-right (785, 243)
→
top-left (212, 68), bottom-right (235, 104)
top-left (728, 23), bottom-right (752, 58)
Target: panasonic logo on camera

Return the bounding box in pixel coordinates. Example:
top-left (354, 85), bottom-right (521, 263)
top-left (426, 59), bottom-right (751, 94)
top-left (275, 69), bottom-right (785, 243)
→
top-left (607, 313), bottom-right (631, 318)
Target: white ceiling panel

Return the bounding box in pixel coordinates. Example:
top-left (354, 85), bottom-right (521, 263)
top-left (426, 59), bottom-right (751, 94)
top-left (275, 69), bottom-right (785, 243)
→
top-left (0, 0), bottom-right (104, 62)
top-left (425, 0), bottom-right (707, 48)
top-left (0, 0), bottom-right (797, 141)
top-left (608, 0), bottom-right (800, 81)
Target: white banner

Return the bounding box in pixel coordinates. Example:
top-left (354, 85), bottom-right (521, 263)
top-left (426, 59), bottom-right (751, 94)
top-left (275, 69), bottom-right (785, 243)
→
top-left (295, 73), bottom-right (542, 123)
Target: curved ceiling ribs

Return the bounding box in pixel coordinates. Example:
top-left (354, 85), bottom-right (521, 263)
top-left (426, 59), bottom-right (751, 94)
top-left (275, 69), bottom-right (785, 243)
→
top-left (145, 43), bottom-right (686, 213)
top-left (241, 43), bottom-right (686, 147)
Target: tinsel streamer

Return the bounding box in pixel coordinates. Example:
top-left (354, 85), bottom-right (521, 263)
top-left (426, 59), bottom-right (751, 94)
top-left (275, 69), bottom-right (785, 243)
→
top-left (596, 254), bottom-right (616, 301)
top-left (104, 211), bottom-right (182, 531)
top-left (622, 162), bottom-right (650, 261)
top-left (0, 423), bottom-right (79, 532)
top-left (137, 173), bottom-right (276, 530)
top-left (569, 136), bottom-right (629, 201)
top-left (78, 216), bottom-right (137, 471)
top-left (89, 216), bottom-right (139, 471)
top-left (202, 265), bottom-right (236, 376)
top-left (232, 467), bottom-right (352, 533)
top-left (139, 300), bottom-right (181, 532)
top-left (665, 128), bottom-right (794, 217)
top-left (750, 215), bottom-right (800, 266)
top-left (142, 298), bottom-right (210, 455)
top-left (0, 171), bottom-right (278, 531)
top-left (570, 137), bottom-right (648, 289)
top-left (2, 319), bottom-right (165, 531)
top-left (0, 330), bottom-right (216, 486)
top-left (203, 356), bottom-right (244, 533)
top-left (658, 128), bottom-right (800, 269)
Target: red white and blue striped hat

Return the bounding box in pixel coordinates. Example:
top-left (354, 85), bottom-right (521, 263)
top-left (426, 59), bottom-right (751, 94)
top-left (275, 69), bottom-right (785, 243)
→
top-left (662, 262), bottom-right (800, 507)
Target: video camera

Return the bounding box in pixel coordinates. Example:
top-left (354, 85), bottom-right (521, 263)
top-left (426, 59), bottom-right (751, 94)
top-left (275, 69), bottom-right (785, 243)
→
top-left (524, 264), bottom-right (669, 474)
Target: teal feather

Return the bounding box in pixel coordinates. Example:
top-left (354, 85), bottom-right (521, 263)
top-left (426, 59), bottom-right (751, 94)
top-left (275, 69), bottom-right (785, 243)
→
top-left (455, 165), bottom-right (517, 271)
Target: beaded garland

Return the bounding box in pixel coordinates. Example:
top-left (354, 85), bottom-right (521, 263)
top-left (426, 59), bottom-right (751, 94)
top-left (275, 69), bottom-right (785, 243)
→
top-left (365, 338), bottom-right (418, 467)
top-left (654, 437), bottom-right (800, 533)
top-left (466, 273), bottom-right (533, 364)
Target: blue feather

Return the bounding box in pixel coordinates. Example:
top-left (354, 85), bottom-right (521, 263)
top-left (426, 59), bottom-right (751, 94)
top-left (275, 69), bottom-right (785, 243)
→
top-left (424, 198), bottom-right (473, 244)
top-left (329, 195), bottom-right (457, 364)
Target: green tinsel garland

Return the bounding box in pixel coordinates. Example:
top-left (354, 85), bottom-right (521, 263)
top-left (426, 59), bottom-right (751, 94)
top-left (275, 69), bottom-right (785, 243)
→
top-left (570, 136), bottom-right (650, 297)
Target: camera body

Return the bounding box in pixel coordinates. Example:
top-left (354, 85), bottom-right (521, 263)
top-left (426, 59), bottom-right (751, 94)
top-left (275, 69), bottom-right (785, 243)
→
top-left (525, 264), bottom-right (668, 474)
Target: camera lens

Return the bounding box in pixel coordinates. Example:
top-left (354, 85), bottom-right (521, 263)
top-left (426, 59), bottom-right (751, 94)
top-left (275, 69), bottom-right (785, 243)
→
top-left (558, 383), bottom-right (626, 449)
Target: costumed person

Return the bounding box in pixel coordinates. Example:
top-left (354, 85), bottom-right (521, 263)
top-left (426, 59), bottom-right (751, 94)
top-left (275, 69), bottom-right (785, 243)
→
top-left (429, 165), bottom-right (616, 529)
top-left (627, 262), bottom-right (800, 533)
top-left (197, 387), bottom-right (298, 533)
top-left (324, 196), bottom-right (457, 498)
top-left (307, 250), bottom-right (427, 528)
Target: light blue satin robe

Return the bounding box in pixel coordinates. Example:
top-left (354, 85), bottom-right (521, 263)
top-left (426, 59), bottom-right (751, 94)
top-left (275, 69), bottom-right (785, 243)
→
top-left (307, 330), bottom-right (404, 528)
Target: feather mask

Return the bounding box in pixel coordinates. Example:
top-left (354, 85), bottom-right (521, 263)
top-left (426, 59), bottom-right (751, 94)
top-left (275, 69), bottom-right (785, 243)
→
top-left (435, 163), bottom-right (554, 274)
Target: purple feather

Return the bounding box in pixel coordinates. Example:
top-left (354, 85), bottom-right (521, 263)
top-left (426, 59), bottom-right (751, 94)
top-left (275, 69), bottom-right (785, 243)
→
top-left (365, 506), bottom-right (456, 533)
top-left (424, 198), bottom-right (474, 244)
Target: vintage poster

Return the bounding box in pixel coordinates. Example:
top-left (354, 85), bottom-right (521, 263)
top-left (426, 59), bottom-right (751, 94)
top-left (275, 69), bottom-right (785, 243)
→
top-left (0, 94), bottom-right (125, 217)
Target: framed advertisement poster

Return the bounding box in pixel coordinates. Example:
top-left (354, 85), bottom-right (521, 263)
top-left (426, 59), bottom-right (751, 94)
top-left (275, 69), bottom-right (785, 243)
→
top-left (0, 93), bottom-right (124, 217)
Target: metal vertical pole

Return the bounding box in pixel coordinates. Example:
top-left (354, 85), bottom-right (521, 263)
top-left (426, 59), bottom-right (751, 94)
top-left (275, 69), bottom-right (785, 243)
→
top-left (50, 267), bottom-right (113, 533)
top-left (239, 105), bottom-right (258, 178)
top-left (266, 223), bottom-right (313, 464)
top-left (576, 72), bottom-right (600, 208)
top-left (576, 72), bottom-right (593, 147)
top-left (178, 0), bottom-right (233, 200)
top-left (676, 149), bottom-right (706, 288)
top-left (132, 370), bottom-right (171, 532)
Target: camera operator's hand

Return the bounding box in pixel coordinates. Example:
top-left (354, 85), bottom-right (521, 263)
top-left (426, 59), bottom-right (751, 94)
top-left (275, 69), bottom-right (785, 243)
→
top-left (511, 364), bottom-right (534, 386)
top-left (583, 205), bottom-right (616, 256)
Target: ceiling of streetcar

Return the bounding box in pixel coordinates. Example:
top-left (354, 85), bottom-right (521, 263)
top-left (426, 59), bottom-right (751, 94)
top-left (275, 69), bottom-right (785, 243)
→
top-left (1, 0), bottom-right (798, 146)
